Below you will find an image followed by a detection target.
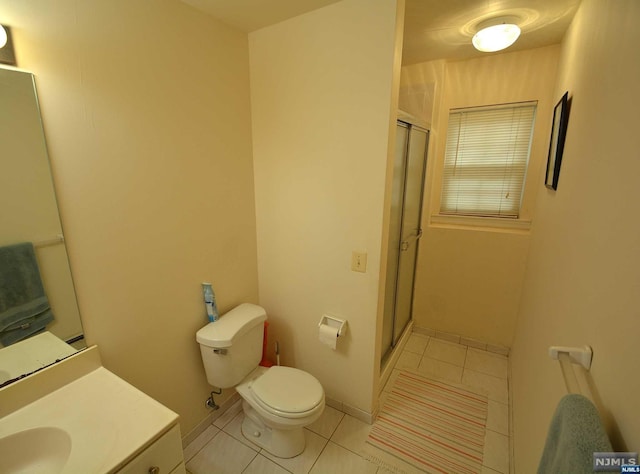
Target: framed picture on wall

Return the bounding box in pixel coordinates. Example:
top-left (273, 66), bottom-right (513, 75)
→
top-left (545, 91), bottom-right (569, 190)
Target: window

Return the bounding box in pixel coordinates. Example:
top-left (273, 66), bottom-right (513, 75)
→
top-left (440, 102), bottom-right (536, 218)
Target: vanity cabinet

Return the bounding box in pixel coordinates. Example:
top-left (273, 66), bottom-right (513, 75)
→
top-left (117, 424), bottom-right (185, 474)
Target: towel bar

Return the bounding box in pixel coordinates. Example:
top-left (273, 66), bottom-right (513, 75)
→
top-left (548, 345), bottom-right (592, 369)
top-left (549, 345), bottom-right (594, 400)
top-left (33, 234), bottom-right (64, 248)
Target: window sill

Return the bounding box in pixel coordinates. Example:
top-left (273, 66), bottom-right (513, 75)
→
top-left (430, 214), bottom-right (532, 233)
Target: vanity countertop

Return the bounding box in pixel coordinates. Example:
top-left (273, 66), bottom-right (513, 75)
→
top-left (0, 365), bottom-right (179, 473)
top-left (0, 332), bottom-right (78, 385)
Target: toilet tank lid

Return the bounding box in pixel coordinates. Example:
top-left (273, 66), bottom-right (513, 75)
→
top-left (196, 303), bottom-right (267, 348)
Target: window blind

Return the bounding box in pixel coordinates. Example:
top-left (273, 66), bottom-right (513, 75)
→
top-left (440, 102), bottom-right (536, 218)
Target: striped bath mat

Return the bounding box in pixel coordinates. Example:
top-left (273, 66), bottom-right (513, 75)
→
top-left (365, 371), bottom-right (488, 473)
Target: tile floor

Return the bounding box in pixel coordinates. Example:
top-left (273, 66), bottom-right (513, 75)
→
top-left (184, 333), bottom-right (510, 474)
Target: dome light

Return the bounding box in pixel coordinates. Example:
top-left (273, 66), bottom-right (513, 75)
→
top-left (472, 17), bottom-right (521, 53)
top-left (0, 25), bottom-right (7, 49)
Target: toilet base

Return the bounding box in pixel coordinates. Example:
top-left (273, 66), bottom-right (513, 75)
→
top-left (241, 402), bottom-right (306, 458)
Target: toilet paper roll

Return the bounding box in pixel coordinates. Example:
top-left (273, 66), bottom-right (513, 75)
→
top-left (319, 323), bottom-right (339, 350)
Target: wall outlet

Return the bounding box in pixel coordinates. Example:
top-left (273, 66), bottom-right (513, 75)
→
top-left (351, 251), bottom-right (367, 273)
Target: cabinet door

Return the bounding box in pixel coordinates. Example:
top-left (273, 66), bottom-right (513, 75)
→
top-left (117, 424), bottom-right (183, 474)
top-left (169, 462), bottom-right (187, 474)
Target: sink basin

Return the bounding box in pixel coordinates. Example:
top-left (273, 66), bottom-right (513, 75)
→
top-left (0, 427), bottom-right (72, 473)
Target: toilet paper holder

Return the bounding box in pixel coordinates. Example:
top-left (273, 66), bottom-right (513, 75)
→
top-left (318, 314), bottom-right (347, 337)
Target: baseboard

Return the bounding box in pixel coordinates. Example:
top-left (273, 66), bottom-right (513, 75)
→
top-left (508, 356), bottom-right (515, 474)
top-left (325, 395), bottom-right (374, 424)
top-left (342, 401), bottom-right (375, 425)
top-left (413, 325), bottom-right (510, 356)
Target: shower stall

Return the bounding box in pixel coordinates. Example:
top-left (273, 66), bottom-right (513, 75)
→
top-left (380, 117), bottom-right (429, 366)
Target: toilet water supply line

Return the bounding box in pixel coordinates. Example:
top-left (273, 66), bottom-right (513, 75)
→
top-left (206, 387), bottom-right (222, 411)
top-left (275, 341), bottom-right (280, 366)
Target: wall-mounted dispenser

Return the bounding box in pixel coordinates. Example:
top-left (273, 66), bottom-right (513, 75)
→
top-left (318, 314), bottom-right (347, 350)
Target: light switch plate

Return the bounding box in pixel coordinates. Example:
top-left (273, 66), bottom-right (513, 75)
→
top-left (351, 252), bottom-right (367, 273)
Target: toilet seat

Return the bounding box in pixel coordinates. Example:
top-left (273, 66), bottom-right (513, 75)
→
top-left (249, 366), bottom-right (324, 419)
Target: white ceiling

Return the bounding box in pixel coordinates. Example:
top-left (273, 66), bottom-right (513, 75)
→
top-left (179, 0), bottom-right (342, 32)
top-left (180, 0), bottom-right (581, 64)
top-left (403, 0), bottom-right (581, 64)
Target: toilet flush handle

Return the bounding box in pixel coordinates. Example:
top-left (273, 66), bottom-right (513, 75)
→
top-left (213, 348), bottom-right (227, 355)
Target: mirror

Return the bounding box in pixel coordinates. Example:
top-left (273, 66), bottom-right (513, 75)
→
top-left (0, 66), bottom-right (84, 386)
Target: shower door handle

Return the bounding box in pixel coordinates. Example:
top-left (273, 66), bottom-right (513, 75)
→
top-left (400, 228), bottom-right (422, 251)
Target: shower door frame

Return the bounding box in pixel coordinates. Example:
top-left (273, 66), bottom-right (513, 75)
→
top-left (381, 120), bottom-right (429, 366)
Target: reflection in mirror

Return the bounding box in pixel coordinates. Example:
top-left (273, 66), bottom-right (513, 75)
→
top-left (0, 66), bottom-right (84, 386)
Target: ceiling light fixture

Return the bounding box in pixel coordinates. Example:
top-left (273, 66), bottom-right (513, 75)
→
top-left (0, 25), bottom-right (8, 49)
top-left (472, 16), bottom-right (521, 53)
top-left (0, 24), bottom-right (17, 65)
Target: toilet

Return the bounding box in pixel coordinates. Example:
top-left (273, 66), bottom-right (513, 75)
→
top-left (196, 303), bottom-right (325, 458)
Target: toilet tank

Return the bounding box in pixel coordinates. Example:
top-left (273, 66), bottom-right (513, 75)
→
top-left (196, 303), bottom-right (267, 388)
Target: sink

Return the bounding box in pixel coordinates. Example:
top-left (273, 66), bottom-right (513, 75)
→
top-left (0, 355), bottom-right (180, 473)
top-left (0, 427), bottom-right (72, 473)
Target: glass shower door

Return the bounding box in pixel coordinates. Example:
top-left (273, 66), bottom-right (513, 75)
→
top-left (381, 122), bottom-right (429, 364)
top-left (393, 126), bottom-right (428, 343)
top-left (381, 123), bottom-right (409, 359)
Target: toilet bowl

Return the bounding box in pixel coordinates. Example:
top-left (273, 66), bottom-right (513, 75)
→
top-left (196, 303), bottom-right (325, 458)
top-left (236, 365), bottom-right (324, 457)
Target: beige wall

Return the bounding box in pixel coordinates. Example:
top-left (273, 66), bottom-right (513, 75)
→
top-left (511, 0), bottom-right (640, 469)
top-left (1, 0), bottom-right (258, 434)
top-left (250, 0), bottom-right (402, 414)
top-left (409, 46), bottom-right (560, 346)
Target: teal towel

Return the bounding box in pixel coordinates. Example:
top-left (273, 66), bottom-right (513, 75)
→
top-left (0, 242), bottom-right (54, 346)
top-left (538, 394), bottom-right (615, 474)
